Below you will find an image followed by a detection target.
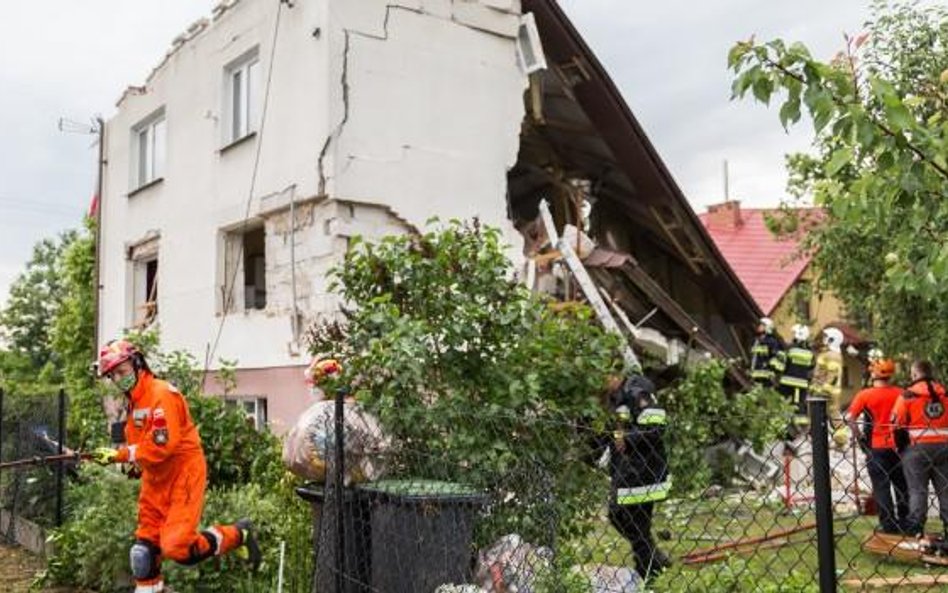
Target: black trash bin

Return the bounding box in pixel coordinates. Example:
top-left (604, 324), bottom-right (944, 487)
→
top-left (358, 480), bottom-right (488, 593)
top-left (296, 485), bottom-right (372, 593)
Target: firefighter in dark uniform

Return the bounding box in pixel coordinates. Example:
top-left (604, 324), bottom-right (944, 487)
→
top-left (772, 323), bottom-right (816, 435)
top-left (750, 317), bottom-right (784, 386)
top-left (597, 374), bottom-right (671, 580)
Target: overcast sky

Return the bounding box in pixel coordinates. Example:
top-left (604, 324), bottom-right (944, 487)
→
top-left (0, 0), bottom-right (871, 306)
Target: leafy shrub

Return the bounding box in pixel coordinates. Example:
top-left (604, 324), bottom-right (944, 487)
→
top-left (308, 220), bottom-right (624, 546)
top-left (660, 360), bottom-right (793, 496)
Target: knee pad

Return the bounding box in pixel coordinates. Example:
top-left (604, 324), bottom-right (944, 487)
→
top-left (130, 539), bottom-right (161, 580)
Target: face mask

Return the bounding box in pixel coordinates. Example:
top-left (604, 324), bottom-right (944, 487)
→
top-left (114, 372), bottom-right (138, 393)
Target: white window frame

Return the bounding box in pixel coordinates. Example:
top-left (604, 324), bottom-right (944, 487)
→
top-left (225, 396), bottom-right (268, 430)
top-left (224, 49), bottom-right (261, 145)
top-left (131, 109), bottom-right (166, 190)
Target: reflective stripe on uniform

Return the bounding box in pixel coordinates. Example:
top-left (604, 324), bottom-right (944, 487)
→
top-left (617, 479), bottom-right (671, 505)
top-left (779, 376), bottom-right (810, 389)
top-left (128, 444), bottom-right (138, 463)
top-left (751, 344), bottom-right (770, 355)
top-left (752, 369), bottom-right (775, 379)
top-left (792, 415), bottom-right (811, 426)
top-left (787, 348), bottom-right (814, 365)
top-left (637, 409), bottom-right (667, 425)
top-left (907, 428), bottom-right (948, 438)
top-left (134, 582), bottom-right (164, 593)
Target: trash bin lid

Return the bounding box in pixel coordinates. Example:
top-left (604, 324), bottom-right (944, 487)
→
top-left (359, 479), bottom-right (488, 505)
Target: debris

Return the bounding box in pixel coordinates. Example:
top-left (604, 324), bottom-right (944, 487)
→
top-left (681, 522), bottom-right (817, 565)
top-left (581, 565), bottom-right (642, 593)
top-left (473, 534), bottom-right (551, 593)
top-left (841, 575), bottom-right (948, 588)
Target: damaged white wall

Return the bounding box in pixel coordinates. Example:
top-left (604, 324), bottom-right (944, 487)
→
top-left (97, 0), bottom-right (529, 428)
top-left (321, 0), bottom-right (526, 243)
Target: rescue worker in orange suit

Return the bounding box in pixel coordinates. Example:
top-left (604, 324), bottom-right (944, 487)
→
top-left (840, 358), bottom-right (908, 533)
top-left (771, 324), bottom-right (816, 437)
top-left (891, 360), bottom-right (948, 537)
top-left (592, 374), bottom-right (671, 580)
top-left (92, 340), bottom-right (261, 592)
top-left (750, 317), bottom-right (784, 386)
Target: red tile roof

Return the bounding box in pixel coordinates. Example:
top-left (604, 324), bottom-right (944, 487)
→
top-left (698, 206), bottom-right (821, 315)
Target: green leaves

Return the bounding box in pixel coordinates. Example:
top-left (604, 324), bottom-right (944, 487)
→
top-left (308, 220), bottom-right (623, 545)
top-left (728, 0), bottom-right (948, 368)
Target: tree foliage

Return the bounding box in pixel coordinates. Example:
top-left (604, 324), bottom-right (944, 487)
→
top-left (0, 230), bottom-right (76, 389)
top-left (729, 0), bottom-right (948, 365)
top-left (309, 220), bottom-right (625, 544)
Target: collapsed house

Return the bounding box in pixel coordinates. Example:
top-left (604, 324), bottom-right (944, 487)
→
top-left (96, 0), bottom-right (760, 430)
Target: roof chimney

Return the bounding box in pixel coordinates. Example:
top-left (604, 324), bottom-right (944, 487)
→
top-left (707, 200), bottom-right (742, 230)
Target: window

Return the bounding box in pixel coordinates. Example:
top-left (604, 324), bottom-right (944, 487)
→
top-left (793, 280), bottom-right (812, 323)
top-left (132, 111), bottom-right (166, 189)
top-left (222, 225), bottom-right (267, 312)
top-left (225, 397), bottom-right (268, 430)
top-left (132, 257), bottom-right (158, 328)
top-left (225, 51), bottom-right (260, 144)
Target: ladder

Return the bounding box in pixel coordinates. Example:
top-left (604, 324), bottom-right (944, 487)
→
top-left (538, 200), bottom-right (641, 371)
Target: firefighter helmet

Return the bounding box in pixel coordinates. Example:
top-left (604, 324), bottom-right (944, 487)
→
top-left (822, 327), bottom-right (844, 353)
top-left (759, 317), bottom-right (775, 334)
top-left (867, 347), bottom-right (884, 363)
top-left (97, 340), bottom-right (140, 378)
top-left (869, 358), bottom-right (896, 380)
top-left (791, 324), bottom-right (810, 343)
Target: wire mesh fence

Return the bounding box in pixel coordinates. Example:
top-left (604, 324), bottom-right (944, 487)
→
top-left (288, 389), bottom-right (948, 592)
top-left (0, 388), bottom-right (70, 540)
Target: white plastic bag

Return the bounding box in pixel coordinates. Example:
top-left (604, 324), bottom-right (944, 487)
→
top-left (282, 399), bottom-right (388, 484)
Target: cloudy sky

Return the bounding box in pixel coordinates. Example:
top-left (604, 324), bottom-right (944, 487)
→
top-left (0, 0), bottom-right (871, 305)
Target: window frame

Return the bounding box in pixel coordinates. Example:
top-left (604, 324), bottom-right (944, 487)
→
top-left (225, 396), bottom-right (268, 431)
top-left (130, 109), bottom-right (166, 191)
top-left (224, 49), bottom-right (261, 146)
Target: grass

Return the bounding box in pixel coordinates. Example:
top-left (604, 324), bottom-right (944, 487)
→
top-left (563, 493), bottom-right (948, 592)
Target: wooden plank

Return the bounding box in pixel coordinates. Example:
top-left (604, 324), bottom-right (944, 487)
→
top-left (842, 575), bottom-right (948, 588)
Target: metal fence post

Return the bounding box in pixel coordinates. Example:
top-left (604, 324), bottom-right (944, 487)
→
top-left (55, 389), bottom-right (66, 527)
top-left (809, 395), bottom-right (837, 592)
top-left (334, 387), bottom-right (346, 593)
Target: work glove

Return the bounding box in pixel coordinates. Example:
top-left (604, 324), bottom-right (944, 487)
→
top-left (92, 447), bottom-right (119, 466)
top-left (832, 426), bottom-right (851, 449)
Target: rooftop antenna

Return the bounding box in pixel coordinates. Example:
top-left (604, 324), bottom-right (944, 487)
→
top-left (723, 159), bottom-right (730, 202)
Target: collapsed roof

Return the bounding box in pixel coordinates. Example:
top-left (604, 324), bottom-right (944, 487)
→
top-left (509, 0), bottom-right (761, 376)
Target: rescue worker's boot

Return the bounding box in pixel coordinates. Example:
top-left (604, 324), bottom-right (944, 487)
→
top-left (235, 518), bottom-right (262, 571)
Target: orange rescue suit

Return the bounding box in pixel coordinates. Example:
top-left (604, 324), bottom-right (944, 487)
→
top-left (892, 379), bottom-right (948, 446)
top-left (114, 372), bottom-right (238, 564)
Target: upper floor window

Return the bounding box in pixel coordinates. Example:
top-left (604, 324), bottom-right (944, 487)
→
top-left (225, 50), bottom-right (260, 144)
top-left (132, 110), bottom-right (166, 190)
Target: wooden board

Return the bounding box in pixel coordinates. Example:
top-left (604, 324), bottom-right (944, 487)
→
top-left (862, 532), bottom-right (948, 566)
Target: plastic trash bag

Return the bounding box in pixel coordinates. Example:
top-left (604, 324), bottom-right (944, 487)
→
top-left (282, 399), bottom-right (388, 484)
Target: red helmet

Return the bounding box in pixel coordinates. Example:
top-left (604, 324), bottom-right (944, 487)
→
top-left (97, 339), bottom-right (139, 377)
top-left (305, 358), bottom-right (343, 385)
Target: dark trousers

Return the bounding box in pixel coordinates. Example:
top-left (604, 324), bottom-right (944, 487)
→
top-left (902, 443), bottom-right (948, 535)
top-left (865, 448), bottom-right (909, 533)
top-left (609, 503), bottom-right (660, 578)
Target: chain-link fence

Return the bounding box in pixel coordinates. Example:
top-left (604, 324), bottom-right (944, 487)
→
top-left (0, 388), bottom-right (70, 542)
top-left (290, 391), bottom-right (948, 592)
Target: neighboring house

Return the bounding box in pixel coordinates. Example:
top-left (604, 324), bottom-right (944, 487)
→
top-left (699, 200), bottom-right (868, 401)
top-left (97, 0), bottom-right (760, 432)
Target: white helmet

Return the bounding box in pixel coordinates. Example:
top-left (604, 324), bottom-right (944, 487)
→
top-left (759, 317), bottom-right (775, 334)
top-left (867, 347), bottom-right (884, 362)
top-left (822, 327), bottom-right (844, 352)
top-left (792, 324), bottom-right (810, 342)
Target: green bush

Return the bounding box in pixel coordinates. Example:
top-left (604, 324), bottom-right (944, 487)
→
top-left (660, 360), bottom-right (793, 496)
top-left (308, 220), bottom-right (624, 546)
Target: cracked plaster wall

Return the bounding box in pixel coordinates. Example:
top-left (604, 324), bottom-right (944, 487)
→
top-left (321, 0), bottom-right (527, 253)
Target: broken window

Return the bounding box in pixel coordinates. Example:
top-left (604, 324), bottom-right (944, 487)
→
top-left (129, 237), bottom-right (159, 328)
top-left (224, 49), bottom-right (260, 144)
top-left (222, 224), bottom-right (267, 312)
top-left (131, 109), bottom-right (166, 189)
